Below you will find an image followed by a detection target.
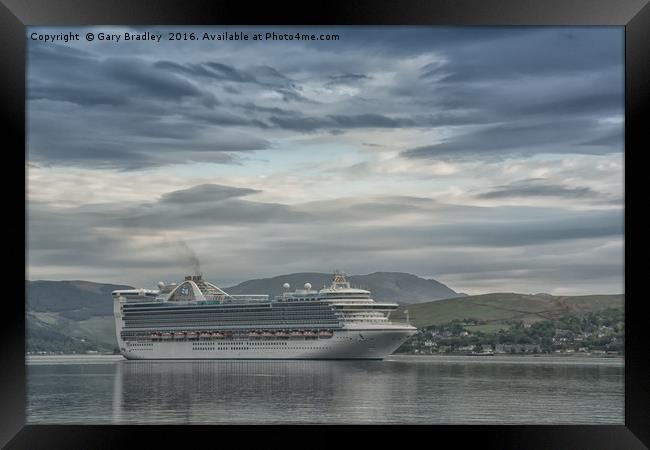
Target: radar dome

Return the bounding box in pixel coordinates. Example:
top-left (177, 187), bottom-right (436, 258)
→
top-left (157, 281), bottom-right (165, 289)
top-left (283, 283), bottom-right (290, 290)
top-left (304, 282), bottom-right (312, 290)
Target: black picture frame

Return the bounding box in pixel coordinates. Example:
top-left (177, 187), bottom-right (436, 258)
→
top-left (3, 0), bottom-right (647, 448)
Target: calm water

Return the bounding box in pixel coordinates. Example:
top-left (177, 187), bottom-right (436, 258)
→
top-left (26, 355), bottom-right (624, 424)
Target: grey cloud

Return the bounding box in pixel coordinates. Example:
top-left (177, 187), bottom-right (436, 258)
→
top-left (303, 210), bottom-right (622, 248)
top-left (403, 118), bottom-right (622, 160)
top-left (419, 28), bottom-right (622, 82)
top-left (476, 179), bottom-right (607, 200)
top-left (153, 60), bottom-right (226, 79)
top-left (27, 96), bottom-right (271, 170)
top-left (155, 60), bottom-right (257, 83)
top-left (580, 129), bottom-right (624, 147)
top-left (325, 73), bottom-right (370, 87)
top-left (28, 44), bottom-right (97, 64)
top-left (160, 184), bottom-right (261, 204)
top-left (104, 57), bottom-right (204, 99)
top-left (268, 113), bottom-right (416, 132)
top-left (29, 83), bottom-right (127, 107)
top-left (154, 60), bottom-right (309, 105)
top-left (206, 62), bottom-right (257, 83)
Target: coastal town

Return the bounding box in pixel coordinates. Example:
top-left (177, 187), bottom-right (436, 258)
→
top-left (395, 307), bottom-right (624, 356)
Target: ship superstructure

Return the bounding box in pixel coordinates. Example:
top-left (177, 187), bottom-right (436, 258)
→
top-left (113, 272), bottom-right (416, 359)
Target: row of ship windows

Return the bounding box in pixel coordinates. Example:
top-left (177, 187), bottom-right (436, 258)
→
top-left (124, 322), bottom-right (340, 328)
top-left (124, 323), bottom-right (341, 329)
top-left (125, 310), bottom-right (384, 316)
top-left (123, 305), bottom-right (333, 312)
top-left (128, 336), bottom-right (360, 342)
top-left (189, 346), bottom-right (333, 351)
top-left (124, 309), bottom-right (335, 317)
top-left (123, 305), bottom-right (332, 314)
top-left (123, 317), bottom-right (340, 324)
top-left (192, 341), bottom-right (292, 347)
top-left (123, 313), bottom-right (340, 318)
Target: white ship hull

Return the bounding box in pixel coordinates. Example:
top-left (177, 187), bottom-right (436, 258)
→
top-left (118, 327), bottom-right (415, 360)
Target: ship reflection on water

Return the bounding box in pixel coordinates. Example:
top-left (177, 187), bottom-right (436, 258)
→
top-left (111, 359), bottom-right (393, 424)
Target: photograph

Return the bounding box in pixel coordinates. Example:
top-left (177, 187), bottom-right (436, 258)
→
top-left (23, 25), bottom-right (626, 426)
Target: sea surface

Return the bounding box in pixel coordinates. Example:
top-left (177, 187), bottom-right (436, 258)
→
top-left (26, 354), bottom-right (624, 424)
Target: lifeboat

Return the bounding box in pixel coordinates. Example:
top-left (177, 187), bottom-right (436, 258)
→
top-left (212, 332), bottom-right (223, 338)
top-left (318, 330), bottom-right (333, 339)
top-left (248, 331), bottom-right (258, 338)
top-left (187, 332), bottom-right (199, 339)
top-left (173, 331), bottom-right (186, 338)
top-left (161, 332), bottom-right (172, 339)
top-left (200, 332), bottom-right (211, 338)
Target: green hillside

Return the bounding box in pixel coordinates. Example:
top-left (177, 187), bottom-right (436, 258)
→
top-left (26, 313), bottom-right (113, 353)
top-left (27, 280), bottom-right (132, 318)
top-left (390, 293), bottom-right (624, 328)
top-left (28, 312), bottom-right (118, 351)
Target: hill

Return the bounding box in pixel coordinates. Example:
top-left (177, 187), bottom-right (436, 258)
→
top-left (389, 292), bottom-right (624, 329)
top-left (26, 312), bottom-right (116, 353)
top-left (225, 272), bottom-right (463, 304)
top-left (26, 280), bottom-right (132, 320)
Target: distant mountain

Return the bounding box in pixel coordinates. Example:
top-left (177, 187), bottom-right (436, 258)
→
top-left (26, 280), bottom-right (133, 320)
top-left (390, 292), bottom-right (625, 329)
top-left (224, 272), bottom-right (464, 305)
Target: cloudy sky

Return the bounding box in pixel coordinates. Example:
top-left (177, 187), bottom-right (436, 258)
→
top-left (26, 26), bottom-right (624, 295)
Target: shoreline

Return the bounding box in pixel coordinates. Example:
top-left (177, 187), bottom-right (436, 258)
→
top-left (391, 352), bottom-right (623, 358)
top-left (25, 353), bottom-right (624, 363)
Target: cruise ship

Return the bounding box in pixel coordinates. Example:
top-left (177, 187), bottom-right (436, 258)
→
top-left (113, 273), bottom-right (416, 360)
